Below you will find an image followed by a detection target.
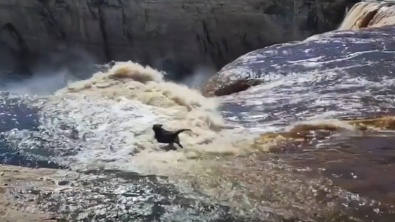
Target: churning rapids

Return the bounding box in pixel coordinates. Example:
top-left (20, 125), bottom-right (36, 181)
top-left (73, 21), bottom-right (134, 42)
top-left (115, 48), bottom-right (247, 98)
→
top-left (4, 7), bottom-right (395, 222)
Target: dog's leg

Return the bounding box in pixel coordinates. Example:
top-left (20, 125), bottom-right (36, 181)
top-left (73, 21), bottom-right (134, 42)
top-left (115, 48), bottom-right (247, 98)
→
top-left (174, 136), bottom-right (183, 148)
top-left (169, 143), bottom-right (177, 151)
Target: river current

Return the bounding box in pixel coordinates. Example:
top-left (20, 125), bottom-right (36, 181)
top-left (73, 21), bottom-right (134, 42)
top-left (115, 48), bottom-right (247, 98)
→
top-left (2, 20), bottom-right (395, 222)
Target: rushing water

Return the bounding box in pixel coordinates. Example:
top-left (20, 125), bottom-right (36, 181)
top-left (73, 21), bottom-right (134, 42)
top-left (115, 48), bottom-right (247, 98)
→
top-left (2, 25), bottom-right (395, 222)
top-left (0, 92), bottom-right (258, 221)
top-left (0, 92), bottom-right (62, 168)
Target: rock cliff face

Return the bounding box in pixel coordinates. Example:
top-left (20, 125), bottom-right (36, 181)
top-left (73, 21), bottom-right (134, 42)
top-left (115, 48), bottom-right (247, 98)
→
top-left (0, 0), bottom-right (356, 77)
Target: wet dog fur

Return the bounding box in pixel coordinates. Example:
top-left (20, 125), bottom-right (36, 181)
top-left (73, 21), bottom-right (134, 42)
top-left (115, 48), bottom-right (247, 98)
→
top-left (152, 124), bottom-right (192, 150)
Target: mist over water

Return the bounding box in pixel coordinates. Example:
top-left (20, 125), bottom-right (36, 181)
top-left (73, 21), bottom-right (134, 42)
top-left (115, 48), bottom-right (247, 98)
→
top-left (0, 53), bottom-right (216, 97)
top-left (0, 48), bottom-right (99, 96)
top-left (1, 70), bottom-right (73, 95)
top-left (182, 66), bottom-right (218, 88)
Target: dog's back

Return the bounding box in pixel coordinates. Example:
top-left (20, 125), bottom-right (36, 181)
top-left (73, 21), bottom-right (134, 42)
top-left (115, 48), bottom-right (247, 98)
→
top-left (152, 124), bottom-right (192, 148)
top-left (154, 128), bottom-right (174, 143)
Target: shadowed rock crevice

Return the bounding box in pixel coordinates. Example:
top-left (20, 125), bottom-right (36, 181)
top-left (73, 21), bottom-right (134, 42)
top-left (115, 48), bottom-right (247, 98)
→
top-left (0, 23), bottom-right (33, 75)
top-left (97, 3), bottom-right (111, 61)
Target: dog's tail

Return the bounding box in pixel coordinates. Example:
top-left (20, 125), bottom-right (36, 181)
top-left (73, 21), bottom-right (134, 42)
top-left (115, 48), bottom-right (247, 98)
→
top-left (174, 129), bottom-right (192, 136)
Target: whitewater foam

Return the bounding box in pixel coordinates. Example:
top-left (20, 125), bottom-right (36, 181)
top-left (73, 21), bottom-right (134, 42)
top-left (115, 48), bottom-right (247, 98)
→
top-left (32, 61), bottom-right (250, 175)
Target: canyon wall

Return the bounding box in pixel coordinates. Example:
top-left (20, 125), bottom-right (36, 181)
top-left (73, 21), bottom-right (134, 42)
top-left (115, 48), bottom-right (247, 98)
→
top-left (0, 0), bottom-right (357, 77)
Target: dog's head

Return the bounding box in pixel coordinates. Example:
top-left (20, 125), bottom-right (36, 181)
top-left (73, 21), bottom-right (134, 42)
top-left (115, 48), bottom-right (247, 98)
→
top-left (152, 124), bottom-right (163, 131)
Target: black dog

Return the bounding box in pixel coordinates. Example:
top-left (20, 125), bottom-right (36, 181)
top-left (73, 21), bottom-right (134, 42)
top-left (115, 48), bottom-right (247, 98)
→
top-left (152, 124), bottom-right (192, 149)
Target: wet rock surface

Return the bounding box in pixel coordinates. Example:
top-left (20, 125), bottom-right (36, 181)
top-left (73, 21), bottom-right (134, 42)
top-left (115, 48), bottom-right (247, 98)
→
top-left (6, 167), bottom-right (260, 222)
top-left (204, 25), bottom-right (395, 96)
top-left (215, 25), bottom-right (395, 133)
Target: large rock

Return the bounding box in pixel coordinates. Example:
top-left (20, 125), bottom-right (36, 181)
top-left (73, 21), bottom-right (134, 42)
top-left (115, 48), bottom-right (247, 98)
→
top-left (203, 1), bottom-right (395, 97)
top-left (213, 24), bottom-right (395, 129)
top-left (0, 0), bottom-right (357, 76)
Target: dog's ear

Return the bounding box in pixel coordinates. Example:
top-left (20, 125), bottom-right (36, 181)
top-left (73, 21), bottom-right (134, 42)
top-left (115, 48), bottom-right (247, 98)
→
top-left (153, 124), bottom-right (163, 129)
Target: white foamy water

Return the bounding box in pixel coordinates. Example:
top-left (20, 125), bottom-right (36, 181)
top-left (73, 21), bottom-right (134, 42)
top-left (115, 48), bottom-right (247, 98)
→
top-left (20, 61), bottom-right (252, 175)
top-left (5, 50), bottom-right (395, 178)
